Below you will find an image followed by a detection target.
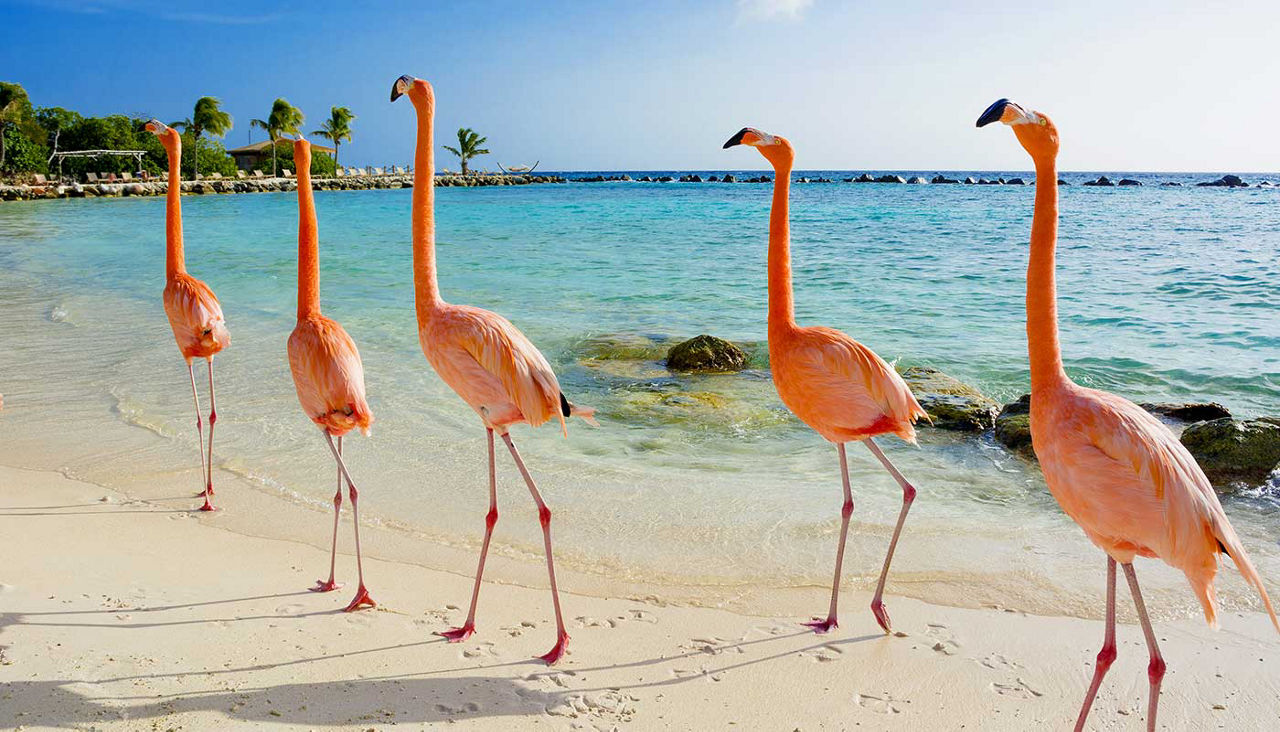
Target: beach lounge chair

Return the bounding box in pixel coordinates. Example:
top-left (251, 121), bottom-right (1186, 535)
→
top-left (209, 172), bottom-right (222, 180)
top-left (335, 168), bottom-right (345, 178)
top-left (34, 173), bottom-right (48, 185)
top-left (350, 168), bottom-right (362, 177)
top-left (86, 172), bottom-right (100, 183)
top-left (283, 169), bottom-right (294, 178)
top-left (253, 170), bottom-right (265, 178)
top-left (373, 167), bottom-right (385, 176)
top-left (236, 170), bottom-right (248, 180)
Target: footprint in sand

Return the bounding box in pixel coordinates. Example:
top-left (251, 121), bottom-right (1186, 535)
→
top-left (751, 622), bottom-right (793, 637)
top-left (990, 678), bottom-right (1043, 699)
top-left (799, 643), bottom-right (844, 663)
top-left (435, 701), bottom-right (481, 714)
top-left (275, 603), bottom-right (306, 616)
top-left (462, 641), bottom-right (499, 659)
top-left (680, 637), bottom-right (744, 656)
top-left (924, 623), bottom-right (959, 655)
top-left (976, 652), bottom-right (1022, 671)
top-left (856, 692), bottom-right (907, 714)
top-left (545, 690), bottom-right (638, 723)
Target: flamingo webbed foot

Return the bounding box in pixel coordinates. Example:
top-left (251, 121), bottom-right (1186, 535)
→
top-left (871, 599), bottom-right (893, 634)
top-left (437, 624), bottom-right (476, 643)
top-left (538, 632), bottom-right (570, 665)
top-left (342, 584), bottom-right (376, 612)
top-left (310, 579), bottom-right (343, 593)
top-left (803, 617), bottom-right (838, 634)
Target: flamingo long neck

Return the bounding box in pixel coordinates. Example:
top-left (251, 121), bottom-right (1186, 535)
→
top-left (164, 141), bottom-right (185, 278)
top-left (296, 152), bottom-right (321, 319)
top-left (411, 97), bottom-right (441, 324)
top-left (1028, 156), bottom-right (1067, 392)
top-left (767, 158), bottom-right (795, 336)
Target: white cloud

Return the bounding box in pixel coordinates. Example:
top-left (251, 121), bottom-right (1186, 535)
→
top-left (737, 0), bottom-right (814, 20)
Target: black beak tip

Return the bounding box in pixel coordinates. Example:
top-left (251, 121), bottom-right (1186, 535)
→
top-left (723, 127), bottom-right (750, 149)
top-left (390, 74), bottom-right (413, 102)
top-left (976, 98), bottom-right (1010, 128)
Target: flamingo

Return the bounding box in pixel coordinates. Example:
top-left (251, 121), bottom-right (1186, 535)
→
top-left (391, 75), bottom-right (597, 665)
top-left (286, 137), bottom-right (376, 612)
top-left (723, 128), bottom-right (929, 634)
top-left (977, 98), bottom-right (1278, 731)
top-left (146, 120), bottom-right (230, 512)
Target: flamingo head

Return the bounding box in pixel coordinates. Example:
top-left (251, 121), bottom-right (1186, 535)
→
top-left (976, 99), bottom-right (1058, 160)
top-left (145, 119), bottom-right (180, 149)
top-left (390, 75), bottom-right (433, 108)
top-left (722, 127), bottom-right (793, 168)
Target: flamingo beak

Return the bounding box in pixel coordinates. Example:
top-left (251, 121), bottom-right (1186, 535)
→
top-left (145, 119), bottom-right (168, 135)
top-left (390, 74), bottom-right (414, 102)
top-left (976, 99), bottom-right (1036, 127)
top-left (723, 127), bottom-right (774, 149)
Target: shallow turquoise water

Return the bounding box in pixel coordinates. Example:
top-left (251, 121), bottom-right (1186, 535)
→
top-left (1, 175), bottom-right (1277, 618)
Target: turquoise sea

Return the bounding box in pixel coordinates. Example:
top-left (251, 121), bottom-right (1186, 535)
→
top-left (1, 172), bottom-right (1277, 620)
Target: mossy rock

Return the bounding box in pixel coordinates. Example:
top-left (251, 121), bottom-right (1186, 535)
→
top-left (1139, 402), bottom-right (1232, 423)
top-left (995, 394), bottom-right (1035, 457)
top-left (1180, 418), bottom-right (1280, 488)
top-left (666, 335), bottom-right (748, 373)
top-left (899, 366), bottom-right (999, 431)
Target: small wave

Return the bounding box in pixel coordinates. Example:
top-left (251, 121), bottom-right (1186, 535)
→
top-left (109, 385), bottom-right (173, 438)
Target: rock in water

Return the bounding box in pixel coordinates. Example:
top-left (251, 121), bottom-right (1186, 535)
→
top-left (1140, 402), bottom-right (1232, 423)
top-left (899, 367), bottom-right (999, 431)
top-left (666, 335), bottom-right (748, 373)
top-left (1180, 418), bottom-right (1280, 489)
top-left (1118, 178), bottom-right (1142, 186)
top-left (995, 395), bottom-right (1034, 457)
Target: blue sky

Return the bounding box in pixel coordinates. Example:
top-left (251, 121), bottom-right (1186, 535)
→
top-left (3, 0), bottom-right (1279, 171)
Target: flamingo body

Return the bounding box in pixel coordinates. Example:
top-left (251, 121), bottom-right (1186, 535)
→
top-left (394, 75), bottom-right (591, 663)
top-left (771, 325), bottom-right (925, 444)
top-left (1033, 382), bottom-right (1272, 628)
top-left (977, 98), bottom-right (1275, 731)
top-left (287, 315), bottom-right (372, 437)
top-left (419, 304), bottom-right (572, 434)
top-left (164, 273), bottom-right (229, 362)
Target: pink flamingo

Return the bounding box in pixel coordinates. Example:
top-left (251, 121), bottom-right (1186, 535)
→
top-left (391, 75), bottom-right (596, 665)
top-left (724, 128), bottom-right (928, 634)
top-left (977, 98), bottom-right (1278, 731)
top-left (147, 120), bottom-right (229, 512)
top-left (286, 137), bottom-right (376, 612)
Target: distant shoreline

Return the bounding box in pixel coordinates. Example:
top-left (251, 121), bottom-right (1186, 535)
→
top-left (1, 171), bottom-right (1275, 202)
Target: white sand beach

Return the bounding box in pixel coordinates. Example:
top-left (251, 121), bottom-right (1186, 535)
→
top-left (3, 463), bottom-right (1278, 730)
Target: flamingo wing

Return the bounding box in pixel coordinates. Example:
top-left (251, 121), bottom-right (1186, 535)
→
top-left (164, 274), bottom-right (229, 357)
top-left (779, 326), bottom-right (926, 442)
top-left (441, 306), bottom-right (563, 429)
top-left (1047, 388), bottom-right (1276, 630)
top-left (287, 317), bottom-right (373, 435)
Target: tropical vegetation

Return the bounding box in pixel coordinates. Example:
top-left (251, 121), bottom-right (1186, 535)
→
top-left (172, 96), bottom-right (233, 181)
top-left (0, 81), bottom-right (347, 181)
top-left (443, 127), bottom-right (489, 174)
top-left (250, 98), bottom-right (304, 178)
top-left (311, 106), bottom-right (355, 171)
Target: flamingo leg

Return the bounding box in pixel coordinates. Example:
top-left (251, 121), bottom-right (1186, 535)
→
top-left (501, 432), bottom-right (569, 664)
top-left (324, 432), bottom-right (375, 612)
top-left (186, 362), bottom-right (214, 512)
top-left (440, 428), bottom-right (498, 643)
top-left (804, 442), bottom-right (853, 634)
top-left (204, 358), bottom-right (217, 499)
top-left (1122, 563), bottom-right (1166, 732)
top-left (1073, 556), bottom-right (1117, 732)
top-left (864, 438), bottom-right (917, 633)
top-left (310, 434), bottom-right (344, 593)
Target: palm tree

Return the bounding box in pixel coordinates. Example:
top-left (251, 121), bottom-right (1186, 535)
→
top-left (443, 127), bottom-right (489, 175)
top-left (250, 98), bottom-right (303, 177)
top-left (172, 96), bottom-right (233, 180)
top-left (310, 106), bottom-right (355, 172)
top-left (0, 82), bottom-right (32, 172)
